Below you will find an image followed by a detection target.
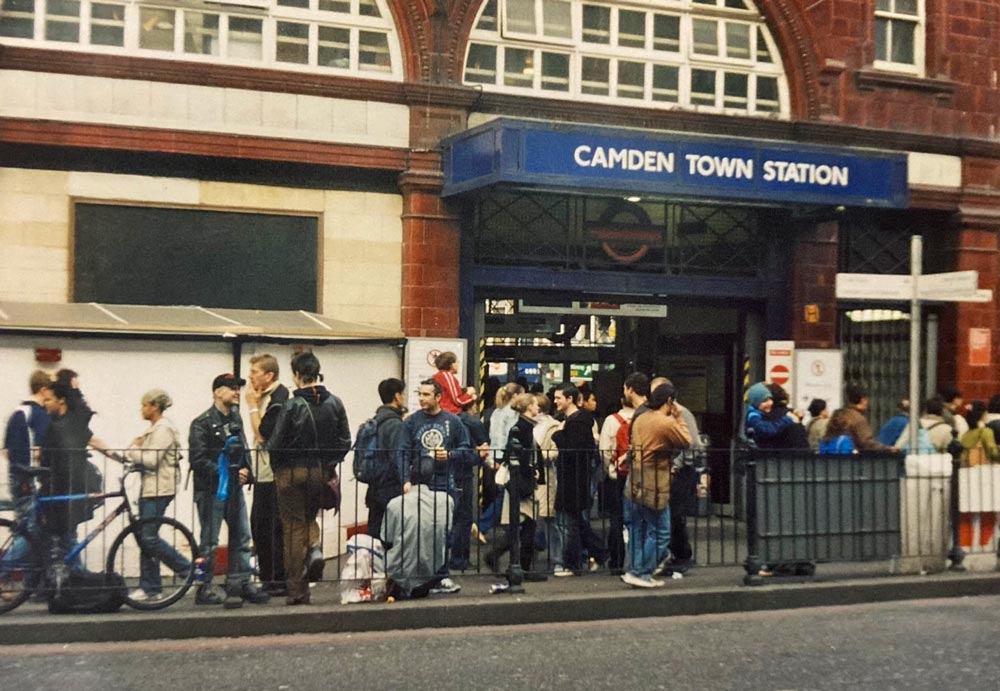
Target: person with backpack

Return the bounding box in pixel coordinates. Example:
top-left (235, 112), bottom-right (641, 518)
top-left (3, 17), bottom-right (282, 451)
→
top-left (264, 352), bottom-right (352, 605)
top-left (893, 397), bottom-right (953, 453)
top-left (599, 374), bottom-right (645, 576)
top-left (362, 378), bottom-right (407, 542)
top-left (818, 409), bottom-right (857, 454)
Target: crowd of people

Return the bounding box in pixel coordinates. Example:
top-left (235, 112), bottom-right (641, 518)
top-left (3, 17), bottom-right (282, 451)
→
top-left (11, 349), bottom-right (991, 607)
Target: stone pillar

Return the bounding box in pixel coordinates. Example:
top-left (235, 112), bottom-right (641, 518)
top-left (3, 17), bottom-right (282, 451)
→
top-left (788, 220), bottom-right (839, 348)
top-left (399, 164), bottom-right (462, 337)
top-left (937, 208), bottom-right (1000, 402)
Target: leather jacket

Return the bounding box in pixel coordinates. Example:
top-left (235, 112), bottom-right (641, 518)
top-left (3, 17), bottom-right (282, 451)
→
top-left (188, 404), bottom-right (250, 494)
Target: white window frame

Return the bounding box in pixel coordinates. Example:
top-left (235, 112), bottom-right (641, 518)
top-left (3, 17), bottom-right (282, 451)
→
top-left (465, 0), bottom-right (789, 118)
top-left (0, 0), bottom-right (403, 79)
top-left (873, 0), bottom-right (925, 76)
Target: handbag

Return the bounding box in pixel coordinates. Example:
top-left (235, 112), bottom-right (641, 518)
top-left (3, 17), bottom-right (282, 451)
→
top-left (300, 398), bottom-right (342, 513)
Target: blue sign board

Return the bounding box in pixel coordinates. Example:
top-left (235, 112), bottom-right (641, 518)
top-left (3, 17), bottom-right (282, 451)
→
top-left (442, 119), bottom-right (909, 208)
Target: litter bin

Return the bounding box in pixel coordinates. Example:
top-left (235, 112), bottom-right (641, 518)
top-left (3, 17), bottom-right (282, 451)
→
top-left (895, 453), bottom-right (951, 574)
top-left (743, 450), bottom-right (901, 583)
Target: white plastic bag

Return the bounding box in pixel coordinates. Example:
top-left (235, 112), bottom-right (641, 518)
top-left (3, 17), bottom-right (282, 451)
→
top-left (338, 534), bottom-right (388, 604)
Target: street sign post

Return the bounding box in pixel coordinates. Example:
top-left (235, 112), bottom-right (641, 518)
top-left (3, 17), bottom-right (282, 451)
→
top-left (836, 240), bottom-right (992, 452)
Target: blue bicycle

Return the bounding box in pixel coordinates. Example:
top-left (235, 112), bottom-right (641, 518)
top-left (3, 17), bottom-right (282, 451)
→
top-left (0, 463), bottom-right (198, 613)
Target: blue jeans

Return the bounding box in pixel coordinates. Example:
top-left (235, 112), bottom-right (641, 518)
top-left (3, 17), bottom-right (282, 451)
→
top-left (138, 495), bottom-right (192, 594)
top-left (477, 492), bottom-right (504, 534)
top-left (194, 489), bottom-right (252, 587)
top-left (623, 499), bottom-right (670, 579)
top-left (540, 516), bottom-right (563, 568)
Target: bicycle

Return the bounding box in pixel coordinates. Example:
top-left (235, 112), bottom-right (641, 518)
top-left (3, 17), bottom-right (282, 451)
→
top-left (0, 462), bottom-right (198, 613)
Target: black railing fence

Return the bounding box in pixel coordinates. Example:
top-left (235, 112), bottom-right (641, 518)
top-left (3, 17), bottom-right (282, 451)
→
top-left (3, 442), bottom-right (997, 589)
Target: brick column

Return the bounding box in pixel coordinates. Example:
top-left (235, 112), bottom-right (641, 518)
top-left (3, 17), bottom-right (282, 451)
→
top-left (937, 206), bottom-right (1000, 402)
top-left (788, 220), bottom-right (839, 348)
top-left (399, 164), bottom-right (462, 337)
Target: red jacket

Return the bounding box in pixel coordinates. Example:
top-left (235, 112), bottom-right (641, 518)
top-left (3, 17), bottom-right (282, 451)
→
top-left (433, 369), bottom-right (472, 414)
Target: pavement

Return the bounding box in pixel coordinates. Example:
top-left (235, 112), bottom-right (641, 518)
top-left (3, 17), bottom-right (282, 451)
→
top-left (2, 561), bottom-right (999, 645)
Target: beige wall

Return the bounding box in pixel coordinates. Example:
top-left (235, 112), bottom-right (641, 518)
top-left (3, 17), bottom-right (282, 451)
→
top-left (0, 167), bottom-right (402, 330)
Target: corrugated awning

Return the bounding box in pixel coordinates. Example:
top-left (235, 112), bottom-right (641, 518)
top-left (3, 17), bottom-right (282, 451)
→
top-left (0, 302), bottom-right (403, 341)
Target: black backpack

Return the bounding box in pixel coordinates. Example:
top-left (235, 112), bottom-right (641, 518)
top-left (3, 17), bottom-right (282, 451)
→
top-left (48, 570), bottom-right (127, 614)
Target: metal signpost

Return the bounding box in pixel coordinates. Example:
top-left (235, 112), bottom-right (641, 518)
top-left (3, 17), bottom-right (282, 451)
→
top-left (836, 235), bottom-right (993, 451)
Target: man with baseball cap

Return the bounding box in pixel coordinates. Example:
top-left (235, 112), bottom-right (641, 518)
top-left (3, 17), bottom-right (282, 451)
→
top-left (188, 373), bottom-right (269, 608)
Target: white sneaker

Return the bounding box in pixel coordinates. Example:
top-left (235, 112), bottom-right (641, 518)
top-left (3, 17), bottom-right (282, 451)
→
top-left (552, 567), bottom-right (573, 577)
top-left (129, 588), bottom-right (151, 601)
top-left (621, 572), bottom-right (662, 589)
top-left (429, 577), bottom-right (461, 594)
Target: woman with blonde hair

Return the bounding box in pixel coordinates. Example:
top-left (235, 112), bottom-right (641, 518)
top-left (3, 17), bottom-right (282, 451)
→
top-left (124, 389), bottom-right (190, 601)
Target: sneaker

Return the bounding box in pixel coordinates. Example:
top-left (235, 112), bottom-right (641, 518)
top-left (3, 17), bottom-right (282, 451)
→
top-left (552, 567), bottom-right (573, 577)
top-left (128, 588), bottom-right (151, 602)
top-left (305, 548), bottom-right (325, 583)
top-left (621, 571), bottom-right (663, 589)
top-left (588, 558), bottom-right (602, 572)
top-left (195, 586), bottom-right (224, 605)
top-left (429, 577), bottom-right (461, 595)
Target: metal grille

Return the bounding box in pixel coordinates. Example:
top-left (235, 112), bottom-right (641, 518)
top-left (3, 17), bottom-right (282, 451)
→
top-left (472, 191), bottom-right (765, 277)
top-left (839, 216), bottom-right (913, 274)
top-left (839, 309), bottom-right (912, 428)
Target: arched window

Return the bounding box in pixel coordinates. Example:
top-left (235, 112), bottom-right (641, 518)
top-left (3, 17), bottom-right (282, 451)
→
top-left (464, 0), bottom-right (788, 117)
top-left (0, 0), bottom-right (403, 80)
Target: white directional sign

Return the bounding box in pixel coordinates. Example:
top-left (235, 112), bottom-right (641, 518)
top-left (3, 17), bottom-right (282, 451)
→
top-left (918, 270), bottom-right (978, 300)
top-left (837, 270), bottom-right (983, 303)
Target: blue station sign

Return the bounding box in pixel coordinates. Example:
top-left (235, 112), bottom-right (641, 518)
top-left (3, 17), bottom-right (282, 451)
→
top-left (441, 119), bottom-right (909, 208)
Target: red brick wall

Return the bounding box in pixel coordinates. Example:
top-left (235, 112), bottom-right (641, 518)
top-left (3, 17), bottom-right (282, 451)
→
top-left (789, 221), bottom-right (840, 348)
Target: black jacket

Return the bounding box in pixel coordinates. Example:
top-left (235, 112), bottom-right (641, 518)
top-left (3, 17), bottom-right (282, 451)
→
top-left (505, 414), bottom-right (538, 500)
top-left (367, 404), bottom-right (405, 506)
top-left (265, 385), bottom-right (351, 472)
top-left (188, 405), bottom-right (250, 494)
top-left (553, 409), bottom-right (597, 513)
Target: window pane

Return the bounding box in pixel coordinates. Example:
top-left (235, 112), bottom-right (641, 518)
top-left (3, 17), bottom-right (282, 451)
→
top-left (476, 0), bottom-right (497, 31)
top-left (874, 18), bottom-right (889, 61)
top-left (359, 30), bottom-right (391, 71)
top-left (359, 0), bottom-right (381, 17)
top-left (184, 11), bottom-right (219, 55)
top-left (278, 0), bottom-right (310, 7)
top-left (653, 14), bottom-right (679, 52)
top-left (896, 0), bottom-right (918, 14)
top-left (691, 68), bottom-right (716, 106)
top-left (506, 0), bottom-right (535, 34)
top-left (138, 7), bottom-right (174, 51)
top-left (726, 22), bottom-right (750, 59)
top-left (277, 21), bottom-right (309, 64)
top-left (541, 51), bottom-right (569, 90)
top-left (229, 16), bottom-right (263, 61)
top-left (756, 76), bottom-right (779, 112)
top-left (504, 46), bottom-right (534, 87)
top-left (875, 0), bottom-right (890, 9)
top-left (723, 72), bottom-right (747, 108)
top-left (890, 20), bottom-right (915, 63)
top-left (617, 60), bottom-right (644, 99)
top-left (1, 0), bottom-right (36, 39)
top-left (756, 31), bottom-right (772, 63)
top-left (652, 64), bottom-right (678, 102)
top-left (45, 0), bottom-right (80, 43)
top-left (618, 9), bottom-right (645, 49)
top-left (319, 0), bottom-right (350, 12)
top-left (466, 43), bottom-right (497, 83)
top-left (582, 4), bottom-right (610, 44)
top-left (725, 0), bottom-right (748, 8)
top-left (542, 0), bottom-right (570, 39)
top-left (692, 19), bottom-right (717, 56)
top-left (318, 25), bottom-right (349, 67)
top-left (581, 55), bottom-right (609, 95)
top-left (89, 2), bottom-right (123, 46)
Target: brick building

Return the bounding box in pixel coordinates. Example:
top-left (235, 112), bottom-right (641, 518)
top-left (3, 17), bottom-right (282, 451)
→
top-left (1, 0), bottom-right (998, 443)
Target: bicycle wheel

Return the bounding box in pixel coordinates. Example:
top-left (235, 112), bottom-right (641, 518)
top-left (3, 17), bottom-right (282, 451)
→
top-left (106, 516), bottom-right (198, 611)
top-left (0, 517), bottom-right (40, 614)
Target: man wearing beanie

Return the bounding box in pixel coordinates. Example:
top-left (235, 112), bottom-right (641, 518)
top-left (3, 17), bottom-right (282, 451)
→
top-left (189, 373), bottom-right (269, 608)
top-left (744, 382), bottom-right (800, 446)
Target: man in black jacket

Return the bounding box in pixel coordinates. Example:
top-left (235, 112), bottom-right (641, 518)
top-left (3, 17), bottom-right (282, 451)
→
top-left (189, 374), bottom-right (269, 608)
top-left (365, 378), bottom-right (406, 541)
top-left (264, 352), bottom-right (351, 605)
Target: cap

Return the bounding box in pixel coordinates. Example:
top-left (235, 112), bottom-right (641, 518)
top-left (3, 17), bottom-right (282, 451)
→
top-left (212, 373), bottom-right (246, 391)
top-left (747, 382), bottom-right (773, 409)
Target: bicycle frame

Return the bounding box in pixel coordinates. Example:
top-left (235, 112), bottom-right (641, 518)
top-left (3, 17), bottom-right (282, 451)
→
top-left (35, 492), bottom-right (132, 565)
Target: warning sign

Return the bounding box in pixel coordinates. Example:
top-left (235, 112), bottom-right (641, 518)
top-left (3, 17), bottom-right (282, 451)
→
top-left (765, 340), bottom-right (795, 393)
top-left (769, 364), bottom-right (790, 386)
